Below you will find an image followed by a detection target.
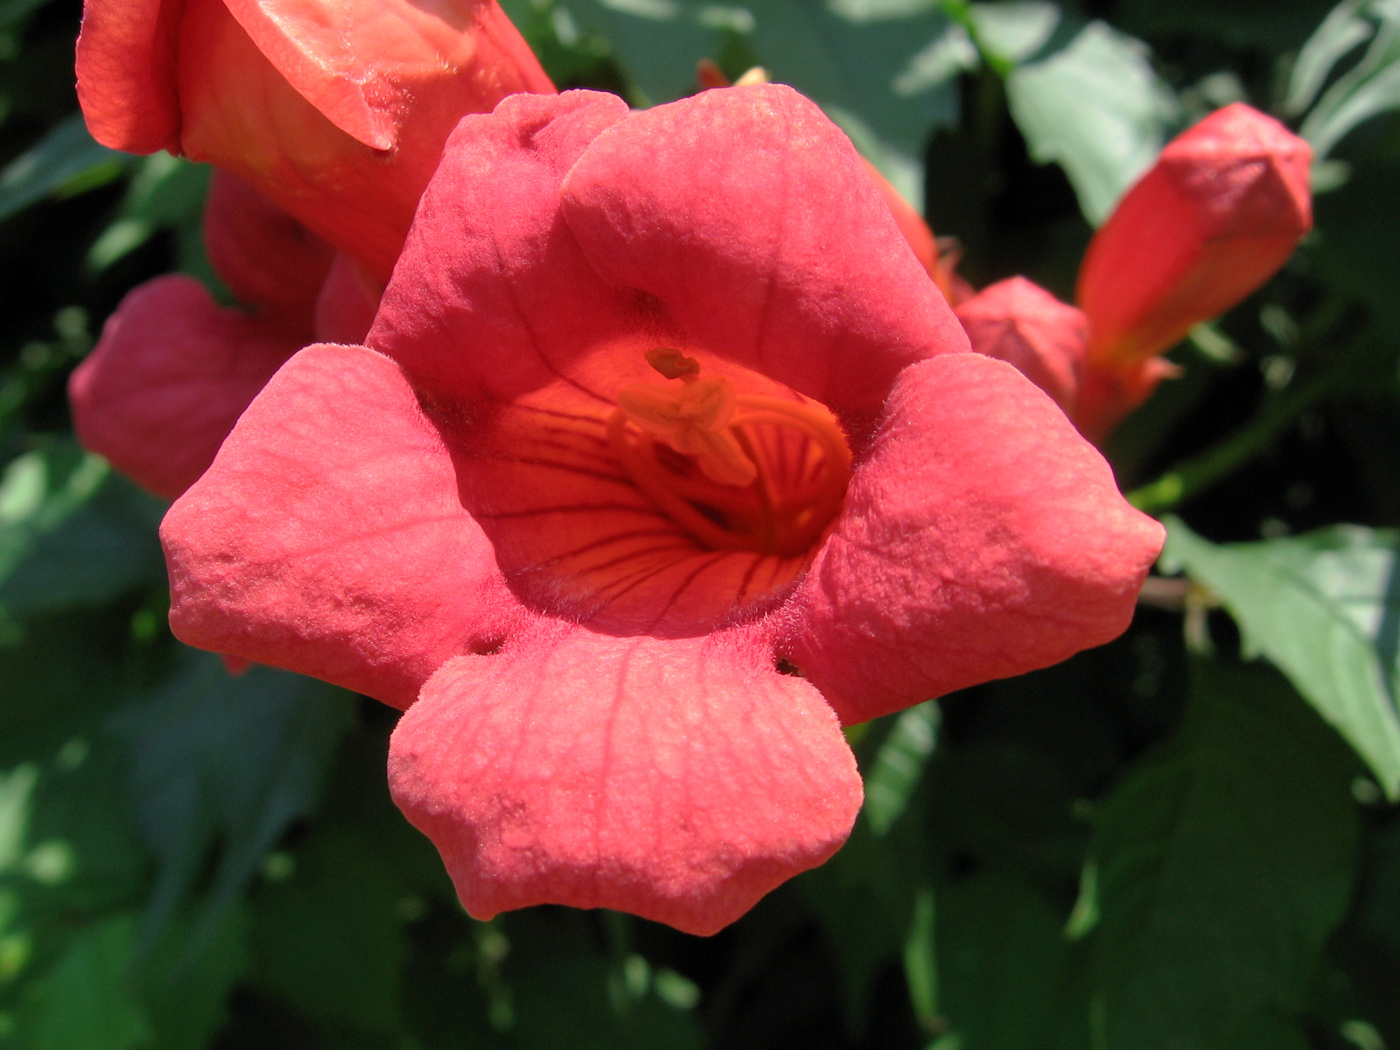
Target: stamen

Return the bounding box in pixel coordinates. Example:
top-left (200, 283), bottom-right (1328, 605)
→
top-left (607, 352), bottom-right (852, 558)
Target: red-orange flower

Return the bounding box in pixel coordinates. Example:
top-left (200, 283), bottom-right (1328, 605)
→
top-left (955, 105), bottom-right (1311, 441)
top-left (75, 0), bottom-right (554, 278)
top-left (160, 87), bottom-right (1163, 933)
top-left (69, 173), bottom-right (378, 499)
top-left (1073, 103), bottom-right (1312, 438)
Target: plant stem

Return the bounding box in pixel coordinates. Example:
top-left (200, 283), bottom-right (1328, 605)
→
top-left (1127, 375), bottom-right (1334, 515)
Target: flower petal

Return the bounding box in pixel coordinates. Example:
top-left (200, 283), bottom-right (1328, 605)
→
top-left (203, 170), bottom-right (334, 319)
top-left (368, 90), bottom-right (634, 403)
top-left (69, 274), bottom-right (303, 500)
top-left (221, 0), bottom-right (554, 150)
top-left (389, 624), bottom-right (862, 935)
top-left (559, 84), bottom-right (968, 430)
top-left (781, 354), bottom-right (1164, 724)
top-left (314, 253), bottom-right (383, 345)
top-left (161, 342), bottom-right (523, 708)
top-left (75, 0), bottom-right (182, 153)
top-left (1077, 103), bottom-right (1311, 370)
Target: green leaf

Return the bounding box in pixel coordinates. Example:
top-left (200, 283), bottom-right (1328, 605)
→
top-left (0, 444), bottom-right (110, 591)
top-left (1089, 659), bottom-right (1360, 1049)
top-left (0, 115), bottom-right (132, 225)
top-left (510, 953), bottom-right (705, 1050)
top-left (250, 827), bottom-right (408, 1033)
top-left (1284, 0), bottom-right (1376, 116)
top-left (1162, 518), bottom-right (1400, 798)
top-left (113, 653), bottom-right (353, 943)
top-left (1301, 0), bottom-right (1400, 159)
top-left (140, 907), bottom-right (251, 1050)
top-left (0, 473), bottom-right (165, 619)
top-left (555, 0), bottom-right (963, 155)
top-left (965, 1), bottom-right (1061, 69)
top-left (16, 914), bottom-right (152, 1050)
top-left (935, 870), bottom-right (1084, 1050)
top-left (87, 154), bottom-right (211, 273)
top-left (863, 701), bottom-right (940, 835)
top-left (1006, 21), bottom-right (1180, 224)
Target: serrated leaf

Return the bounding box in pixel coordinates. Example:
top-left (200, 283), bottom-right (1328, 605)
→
top-left (1006, 21), bottom-right (1180, 224)
top-left (0, 115), bottom-right (132, 225)
top-left (17, 914), bottom-right (152, 1050)
top-left (113, 653), bottom-right (353, 944)
top-left (1089, 659), bottom-right (1359, 1049)
top-left (1162, 518), bottom-right (1400, 798)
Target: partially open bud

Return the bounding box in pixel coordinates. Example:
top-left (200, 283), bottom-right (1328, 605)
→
top-left (1077, 103), bottom-right (1311, 370)
top-left (956, 277), bottom-right (1087, 412)
top-left (76, 0), bottom-right (554, 278)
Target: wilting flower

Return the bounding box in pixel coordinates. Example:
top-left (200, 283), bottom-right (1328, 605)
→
top-left (69, 173), bottom-right (378, 499)
top-left (160, 86), bottom-right (1164, 934)
top-left (76, 0), bottom-right (554, 278)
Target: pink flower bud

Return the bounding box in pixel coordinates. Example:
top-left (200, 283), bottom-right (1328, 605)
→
top-left (956, 277), bottom-right (1087, 411)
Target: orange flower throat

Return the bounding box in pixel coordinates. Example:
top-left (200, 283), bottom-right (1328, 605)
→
top-left (609, 349), bottom-right (852, 558)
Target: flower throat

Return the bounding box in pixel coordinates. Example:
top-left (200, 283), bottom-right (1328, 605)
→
top-left (608, 348), bottom-right (852, 558)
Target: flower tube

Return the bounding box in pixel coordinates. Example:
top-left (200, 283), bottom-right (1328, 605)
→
top-left (1074, 103), bottom-right (1312, 438)
top-left (76, 0), bottom-right (555, 278)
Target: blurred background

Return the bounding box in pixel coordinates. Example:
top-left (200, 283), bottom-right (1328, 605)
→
top-left (1, 0), bottom-right (1399, 1047)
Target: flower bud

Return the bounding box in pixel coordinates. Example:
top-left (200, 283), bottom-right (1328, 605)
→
top-left (1077, 103), bottom-right (1311, 371)
top-left (76, 0), bottom-right (554, 278)
top-left (956, 277), bottom-right (1087, 412)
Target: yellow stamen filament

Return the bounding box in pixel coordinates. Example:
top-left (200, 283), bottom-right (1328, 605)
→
top-left (608, 354), bottom-right (851, 557)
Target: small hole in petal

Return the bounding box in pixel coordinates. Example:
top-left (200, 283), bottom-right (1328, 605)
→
top-left (775, 657), bottom-right (804, 678)
top-left (468, 636), bottom-right (506, 656)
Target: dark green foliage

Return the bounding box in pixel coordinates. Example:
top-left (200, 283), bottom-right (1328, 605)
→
top-left (1, 0), bottom-right (1400, 1047)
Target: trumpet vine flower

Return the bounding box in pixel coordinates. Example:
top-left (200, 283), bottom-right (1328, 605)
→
top-left (161, 86), bottom-right (1164, 934)
top-left (76, 0), bottom-right (555, 278)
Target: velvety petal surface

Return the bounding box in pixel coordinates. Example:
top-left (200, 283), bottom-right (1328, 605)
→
top-left (368, 90), bottom-right (635, 403)
top-left (69, 275), bottom-right (303, 500)
top-left (203, 170), bottom-right (334, 319)
top-left (560, 85), bottom-right (968, 432)
top-left (389, 624), bottom-right (862, 935)
top-left (781, 354), bottom-right (1164, 724)
top-left (75, 0), bottom-right (181, 153)
top-left (161, 342), bottom-right (524, 708)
